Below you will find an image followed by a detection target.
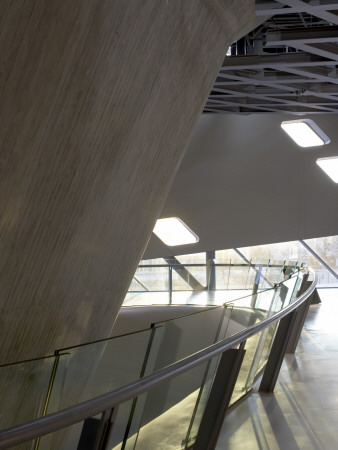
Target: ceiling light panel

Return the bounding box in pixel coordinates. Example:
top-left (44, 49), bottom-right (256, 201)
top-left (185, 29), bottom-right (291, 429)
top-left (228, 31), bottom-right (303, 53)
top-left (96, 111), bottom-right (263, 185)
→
top-left (153, 218), bottom-right (199, 246)
top-left (281, 119), bottom-right (330, 148)
top-left (316, 156), bottom-right (338, 183)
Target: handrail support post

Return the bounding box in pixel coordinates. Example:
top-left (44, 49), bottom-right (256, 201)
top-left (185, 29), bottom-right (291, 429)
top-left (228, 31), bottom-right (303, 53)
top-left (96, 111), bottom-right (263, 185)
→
top-left (94, 407), bottom-right (118, 450)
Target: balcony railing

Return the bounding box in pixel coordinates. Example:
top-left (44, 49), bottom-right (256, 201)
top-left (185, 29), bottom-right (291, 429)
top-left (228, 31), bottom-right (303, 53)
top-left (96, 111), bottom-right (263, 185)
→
top-left (0, 264), bottom-right (316, 449)
top-left (125, 259), bottom-right (299, 306)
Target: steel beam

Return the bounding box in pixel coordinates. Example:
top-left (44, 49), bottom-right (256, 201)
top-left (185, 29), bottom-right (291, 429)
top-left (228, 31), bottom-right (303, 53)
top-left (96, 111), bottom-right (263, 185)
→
top-left (266, 27), bottom-right (338, 44)
top-left (256, 0), bottom-right (338, 15)
top-left (220, 53), bottom-right (333, 70)
top-left (164, 256), bottom-right (205, 291)
top-left (299, 240), bottom-right (338, 280)
top-left (278, 0), bottom-right (338, 26)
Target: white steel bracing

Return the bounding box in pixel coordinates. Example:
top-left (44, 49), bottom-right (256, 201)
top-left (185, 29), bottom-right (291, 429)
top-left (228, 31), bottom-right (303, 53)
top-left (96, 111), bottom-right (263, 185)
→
top-left (206, 0), bottom-right (338, 114)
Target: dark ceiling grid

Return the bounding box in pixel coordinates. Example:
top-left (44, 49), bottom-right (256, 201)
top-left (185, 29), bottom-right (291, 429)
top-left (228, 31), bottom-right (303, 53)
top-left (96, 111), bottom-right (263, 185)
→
top-left (204, 0), bottom-right (338, 114)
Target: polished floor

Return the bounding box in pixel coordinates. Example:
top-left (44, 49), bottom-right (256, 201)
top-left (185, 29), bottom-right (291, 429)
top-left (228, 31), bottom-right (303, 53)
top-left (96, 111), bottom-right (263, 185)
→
top-left (123, 289), bottom-right (253, 306)
top-left (216, 288), bottom-right (338, 450)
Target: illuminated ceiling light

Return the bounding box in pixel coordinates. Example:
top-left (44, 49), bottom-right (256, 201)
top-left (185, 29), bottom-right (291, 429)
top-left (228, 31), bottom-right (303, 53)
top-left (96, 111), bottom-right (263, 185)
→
top-left (281, 119), bottom-right (330, 148)
top-left (316, 156), bottom-right (338, 183)
top-left (153, 218), bottom-right (199, 246)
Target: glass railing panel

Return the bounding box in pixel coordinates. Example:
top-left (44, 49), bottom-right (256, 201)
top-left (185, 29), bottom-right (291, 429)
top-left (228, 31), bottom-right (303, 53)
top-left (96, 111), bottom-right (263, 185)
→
top-left (125, 265), bottom-right (171, 306)
top-left (152, 306), bottom-right (227, 362)
top-left (230, 332), bottom-right (262, 404)
top-left (170, 264), bottom-right (206, 292)
top-left (50, 406), bottom-right (138, 450)
top-left (213, 263), bottom-right (231, 290)
top-left (50, 328), bottom-right (159, 449)
top-left (250, 259), bottom-right (270, 290)
top-left (268, 260), bottom-right (286, 284)
top-left (286, 260), bottom-right (299, 275)
top-left (253, 288), bottom-right (276, 311)
top-left (183, 354), bottom-right (221, 447)
top-left (279, 272), bottom-right (300, 307)
top-left (245, 263), bottom-right (259, 290)
top-left (303, 236), bottom-right (338, 287)
top-left (251, 322), bottom-right (278, 377)
top-left (50, 415), bottom-right (102, 450)
top-left (124, 259), bottom-right (298, 307)
top-left (227, 288), bottom-right (277, 404)
top-left (260, 260), bottom-right (285, 288)
top-left (124, 306), bottom-right (228, 449)
top-left (243, 287), bottom-right (283, 389)
top-left (132, 266), bottom-right (169, 292)
top-left (227, 260), bottom-right (253, 290)
top-left (0, 353), bottom-right (68, 450)
top-left (38, 353), bottom-right (70, 450)
top-left (43, 416), bottom-right (105, 450)
top-left (172, 268), bottom-right (193, 292)
top-left (128, 277), bottom-right (147, 292)
top-left (184, 265), bottom-right (207, 287)
top-left (184, 304), bottom-right (235, 447)
top-left (290, 271), bottom-right (304, 303)
top-left (120, 327), bottom-right (165, 449)
top-left (229, 273), bottom-right (303, 404)
top-left (130, 362), bottom-right (210, 450)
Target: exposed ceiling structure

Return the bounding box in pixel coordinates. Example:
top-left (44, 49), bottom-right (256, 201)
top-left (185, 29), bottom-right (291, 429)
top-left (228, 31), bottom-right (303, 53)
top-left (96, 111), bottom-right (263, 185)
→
top-left (205, 0), bottom-right (338, 114)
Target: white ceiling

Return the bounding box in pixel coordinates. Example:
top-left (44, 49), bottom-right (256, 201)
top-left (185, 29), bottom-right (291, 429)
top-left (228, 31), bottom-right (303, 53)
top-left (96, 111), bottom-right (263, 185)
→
top-left (144, 113), bottom-right (338, 259)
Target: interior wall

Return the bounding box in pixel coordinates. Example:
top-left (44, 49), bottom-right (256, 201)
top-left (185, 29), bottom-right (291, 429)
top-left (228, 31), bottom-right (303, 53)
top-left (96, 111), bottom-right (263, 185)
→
top-left (144, 113), bottom-right (338, 259)
top-left (0, 0), bottom-right (254, 364)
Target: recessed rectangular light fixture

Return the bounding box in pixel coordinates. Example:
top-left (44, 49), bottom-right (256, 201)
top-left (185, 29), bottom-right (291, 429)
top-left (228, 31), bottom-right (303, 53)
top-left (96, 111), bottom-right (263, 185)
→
top-left (281, 119), bottom-right (330, 148)
top-left (153, 217), bottom-right (199, 246)
top-left (316, 156), bottom-right (338, 183)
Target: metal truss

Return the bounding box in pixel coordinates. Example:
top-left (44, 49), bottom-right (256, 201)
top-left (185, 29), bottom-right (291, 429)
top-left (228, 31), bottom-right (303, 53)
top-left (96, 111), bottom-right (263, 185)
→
top-left (205, 0), bottom-right (338, 114)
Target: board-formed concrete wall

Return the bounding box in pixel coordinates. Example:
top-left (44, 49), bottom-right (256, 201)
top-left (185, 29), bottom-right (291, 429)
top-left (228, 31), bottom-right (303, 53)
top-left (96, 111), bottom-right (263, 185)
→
top-left (0, 1), bottom-right (254, 364)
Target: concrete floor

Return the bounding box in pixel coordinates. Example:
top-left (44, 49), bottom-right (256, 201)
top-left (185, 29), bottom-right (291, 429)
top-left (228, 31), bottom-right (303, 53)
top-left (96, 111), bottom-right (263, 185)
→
top-left (113, 288), bottom-right (338, 449)
top-left (123, 289), bottom-right (253, 306)
top-left (216, 288), bottom-right (338, 450)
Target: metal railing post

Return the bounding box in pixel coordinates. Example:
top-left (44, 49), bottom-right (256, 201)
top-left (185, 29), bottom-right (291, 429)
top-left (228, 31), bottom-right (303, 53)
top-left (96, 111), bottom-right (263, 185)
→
top-left (168, 266), bottom-right (173, 304)
top-left (77, 407), bottom-right (118, 450)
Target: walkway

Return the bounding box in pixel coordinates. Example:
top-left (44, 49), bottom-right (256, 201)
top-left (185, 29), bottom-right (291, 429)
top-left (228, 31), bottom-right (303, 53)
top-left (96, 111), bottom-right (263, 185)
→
top-left (216, 289), bottom-right (338, 450)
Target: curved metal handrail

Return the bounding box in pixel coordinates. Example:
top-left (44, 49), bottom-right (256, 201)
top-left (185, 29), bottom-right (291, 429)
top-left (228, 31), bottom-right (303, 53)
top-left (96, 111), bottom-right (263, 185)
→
top-left (0, 269), bottom-right (317, 448)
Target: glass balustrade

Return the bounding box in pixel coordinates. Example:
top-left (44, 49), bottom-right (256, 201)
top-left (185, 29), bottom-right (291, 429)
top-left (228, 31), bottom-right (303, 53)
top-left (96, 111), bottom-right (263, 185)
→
top-left (124, 259), bottom-right (287, 307)
top-left (50, 328), bottom-right (163, 449)
top-left (0, 353), bottom-right (69, 450)
top-left (0, 266), bottom-right (309, 450)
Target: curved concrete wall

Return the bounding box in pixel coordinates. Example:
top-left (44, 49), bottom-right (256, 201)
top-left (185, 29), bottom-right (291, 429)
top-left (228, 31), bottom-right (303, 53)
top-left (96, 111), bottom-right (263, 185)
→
top-left (0, 1), bottom-right (254, 363)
